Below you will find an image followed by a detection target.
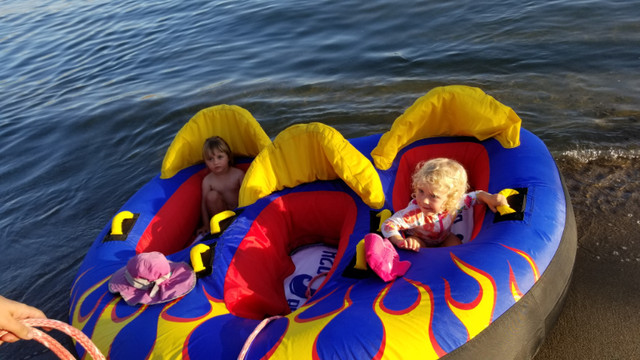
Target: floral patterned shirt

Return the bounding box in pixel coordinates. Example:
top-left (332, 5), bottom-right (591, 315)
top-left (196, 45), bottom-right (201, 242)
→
top-left (381, 191), bottom-right (479, 246)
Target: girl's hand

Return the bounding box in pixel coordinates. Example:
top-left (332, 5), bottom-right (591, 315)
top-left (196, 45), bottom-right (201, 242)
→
top-left (477, 191), bottom-right (509, 213)
top-left (391, 236), bottom-right (422, 252)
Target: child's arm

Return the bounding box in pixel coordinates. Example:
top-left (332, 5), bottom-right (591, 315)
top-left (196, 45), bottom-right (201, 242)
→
top-left (476, 191), bottom-right (509, 213)
top-left (198, 178), bottom-right (211, 235)
top-left (382, 203), bottom-right (423, 252)
top-left (236, 170), bottom-right (245, 189)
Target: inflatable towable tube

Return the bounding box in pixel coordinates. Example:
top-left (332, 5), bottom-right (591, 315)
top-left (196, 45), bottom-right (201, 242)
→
top-left (70, 86), bottom-right (576, 359)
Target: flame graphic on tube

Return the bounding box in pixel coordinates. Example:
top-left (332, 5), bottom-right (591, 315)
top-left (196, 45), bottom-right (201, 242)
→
top-left (502, 244), bottom-right (540, 302)
top-left (71, 276), bottom-right (148, 359)
top-left (153, 287), bottom-right (230, 359)
top-left (373, 278), bottom-right (445, 359)
top-left (267, 287), bottom-right (352, 360)
top-left (73, 278), bottom-right (231, 359)
top-left (444, 254), bottom-right (496, 340)
top-left (502, 244), bottom-right (540, 281)
top-left (91, 298), bottom-right (147, 358)
top-left (71, 276), bottom-right (109, 327)
top-left (507, 262), bottom-right (523, 302)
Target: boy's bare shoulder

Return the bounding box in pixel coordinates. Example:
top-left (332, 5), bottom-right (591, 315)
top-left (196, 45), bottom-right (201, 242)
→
top-left (202, 172), bottom-right (216, 186)
top-left (230, 166), bottom-right (245, 179)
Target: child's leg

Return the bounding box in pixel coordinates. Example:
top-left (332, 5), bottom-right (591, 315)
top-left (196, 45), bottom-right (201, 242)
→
top-left (205, 190), bottom-right (227, 219)
top-left (441, 233), bottom-right (462, 247)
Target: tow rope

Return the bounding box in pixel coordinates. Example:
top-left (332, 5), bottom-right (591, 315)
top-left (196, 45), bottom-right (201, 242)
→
top-left (0, 319), bottom-right (105, 360)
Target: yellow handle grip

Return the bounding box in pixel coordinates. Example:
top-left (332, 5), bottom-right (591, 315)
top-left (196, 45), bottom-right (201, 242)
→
top-left (376, 209), bottom-right (392, 232)
top-left (497, 188), bottom-right (519, 215)
top-left (111, 211), bottom-right (134, 236)
top-left (499, 188), bottom-right (520, 198)
top-left (354, 239), bottom-right (368, 270)
top-left (190, 244), bottom-right (210, 273)
top-left (209, 210), bottom-right (236, 234)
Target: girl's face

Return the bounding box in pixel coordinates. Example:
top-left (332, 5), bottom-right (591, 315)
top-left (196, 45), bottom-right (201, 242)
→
top-left (204, 149), bottom-right (230, 174)
top-left (413, 182), bottom-right (446, 217)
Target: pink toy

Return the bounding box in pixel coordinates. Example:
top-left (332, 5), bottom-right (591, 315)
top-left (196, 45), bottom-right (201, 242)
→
top-left (364, 233), bottom-right (411, 282)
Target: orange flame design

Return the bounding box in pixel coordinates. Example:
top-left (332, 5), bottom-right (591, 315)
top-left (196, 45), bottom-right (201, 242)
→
top-left (507, 262), bottom-right (523, 302)
top-left (266, 287), bottom-right (352, 359)
top-left (373, 278), bottom-right (445, 359)
top-left (152, 287), bottom-right (230, 359)
top-left (89, 298), bottom-right (147, 359)
top-left (502, 244), bottom-right (540, 281)
top-left (502, 244), bottom-right (539, 302)
top-left (444, 254), bottom-right (496, 340)
top-left (71, 276), bottom-right (147, 359)
top-left (71, 273), bottom-right (108, 326)
top-left (73, 276), bottom-right (231, 359)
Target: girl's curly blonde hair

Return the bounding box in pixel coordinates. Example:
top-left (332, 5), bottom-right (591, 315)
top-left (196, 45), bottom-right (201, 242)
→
top-left (411, 158), bottom-right (469, 213)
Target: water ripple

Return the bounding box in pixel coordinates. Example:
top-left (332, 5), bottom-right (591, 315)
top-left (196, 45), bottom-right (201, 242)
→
top-left (1, 1), bottom-right (639, 357)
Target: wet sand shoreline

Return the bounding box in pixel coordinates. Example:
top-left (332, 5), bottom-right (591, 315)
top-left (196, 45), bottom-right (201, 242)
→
top-left (535, 157), bottom-right (640, 359)
top-left (535, 250), bottom-right (640, 359)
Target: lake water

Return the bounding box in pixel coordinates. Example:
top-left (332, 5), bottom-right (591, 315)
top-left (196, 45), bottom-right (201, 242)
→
top-left (1, 0), bottom-right (639, 358)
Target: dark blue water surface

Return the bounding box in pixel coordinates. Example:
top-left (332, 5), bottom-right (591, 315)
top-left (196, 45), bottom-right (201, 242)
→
top-left (1, 0), bottom-right (639, 358)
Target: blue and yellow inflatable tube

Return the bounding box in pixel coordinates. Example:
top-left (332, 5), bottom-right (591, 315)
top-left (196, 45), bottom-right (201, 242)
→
top-left (70, 86), bottom-right (576, 359)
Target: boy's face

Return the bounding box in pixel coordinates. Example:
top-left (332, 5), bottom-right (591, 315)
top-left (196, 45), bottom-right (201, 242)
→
top-left (204, 149), bottom-right (230, 174)
top-left (413, 182), bottom-right (446, 217)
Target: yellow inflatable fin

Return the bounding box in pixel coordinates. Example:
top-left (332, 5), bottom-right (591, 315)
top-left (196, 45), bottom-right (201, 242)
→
top-left (161, 105), bottom-right (272, 179)
top-left (238, 122), bottom-right (385, 209)
top-left (371, 85), bottom-right (522, 170)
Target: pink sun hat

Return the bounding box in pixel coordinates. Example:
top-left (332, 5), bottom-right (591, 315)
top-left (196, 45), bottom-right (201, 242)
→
top-left (108, 251), bottom-right (196, 306)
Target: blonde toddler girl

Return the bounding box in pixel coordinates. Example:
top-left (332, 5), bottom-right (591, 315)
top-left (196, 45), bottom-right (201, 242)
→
top-left (382, 158), bottom-right (508, 251)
